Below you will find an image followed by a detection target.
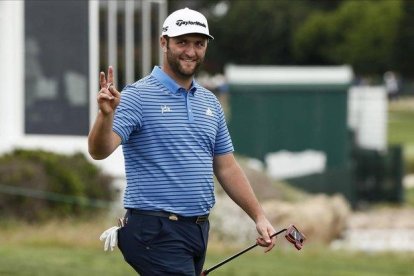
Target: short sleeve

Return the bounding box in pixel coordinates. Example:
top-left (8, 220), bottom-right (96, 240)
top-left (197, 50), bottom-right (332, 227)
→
top-left (214, 101), bottom-right (234, 155)
top-left (112, 85), bottom-right (143, 144)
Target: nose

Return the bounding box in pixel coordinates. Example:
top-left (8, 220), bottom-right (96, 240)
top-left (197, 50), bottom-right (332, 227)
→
top-left (184, 44), bottom-right (196, 57)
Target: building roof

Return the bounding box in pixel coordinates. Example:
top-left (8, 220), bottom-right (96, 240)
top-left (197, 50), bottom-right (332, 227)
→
top-left (225, 65), bottom-right (354, 85)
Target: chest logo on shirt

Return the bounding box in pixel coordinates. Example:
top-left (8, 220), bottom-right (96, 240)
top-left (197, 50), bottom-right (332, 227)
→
top-left (161, 105), bottom-right (172, 114)
top-left (205, 107), bottom-right (214, 117)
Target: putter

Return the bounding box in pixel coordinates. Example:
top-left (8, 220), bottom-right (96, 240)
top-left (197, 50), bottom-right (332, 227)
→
top-left (201, 224), bottom-right (306, 275)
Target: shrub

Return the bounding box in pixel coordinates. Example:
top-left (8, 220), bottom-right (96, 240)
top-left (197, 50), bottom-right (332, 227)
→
top-left (0, 149), bottom-right (114, 222)
top-left (405, 154), bottom-right (414, 174)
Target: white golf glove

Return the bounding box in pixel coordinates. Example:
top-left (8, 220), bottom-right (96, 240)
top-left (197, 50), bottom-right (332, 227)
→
top-left (99, 226), bottom-right (120, 252)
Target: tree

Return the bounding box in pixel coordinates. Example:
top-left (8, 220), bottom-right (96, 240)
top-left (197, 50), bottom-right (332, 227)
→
top-left (293, 0), bottom-right (403, 75)
top-left (202, 0), bottom-right (317, 73)
top-left (393, 0), bottom-right (414, 78)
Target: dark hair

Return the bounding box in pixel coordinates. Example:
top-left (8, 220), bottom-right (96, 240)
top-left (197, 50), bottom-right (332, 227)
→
top-left (163, 34), bottom-right (210, 44)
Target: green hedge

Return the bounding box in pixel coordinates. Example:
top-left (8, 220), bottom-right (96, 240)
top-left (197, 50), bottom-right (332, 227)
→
top-left (405, 153), bottom-right (414, 174)
top-left (0, 149), bottom-right (114, 222)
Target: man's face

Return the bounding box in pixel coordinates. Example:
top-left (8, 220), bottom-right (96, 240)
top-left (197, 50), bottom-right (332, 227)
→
top-left (165, 34), bottom-right (208, 79)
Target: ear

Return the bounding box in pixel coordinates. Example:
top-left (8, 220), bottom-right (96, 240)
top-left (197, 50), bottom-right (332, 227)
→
top-left (160, 36), bottom-right (167, 52)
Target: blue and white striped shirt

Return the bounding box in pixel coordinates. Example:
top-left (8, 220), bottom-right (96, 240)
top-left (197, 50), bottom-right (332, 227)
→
top-left (113, 66), bottom-right (234, 216)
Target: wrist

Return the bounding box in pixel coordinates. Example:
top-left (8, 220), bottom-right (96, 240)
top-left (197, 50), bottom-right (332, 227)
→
top-left (99, 109), bottom-right (115, 117)
top-left (253, 212), bottom-right (267, 224)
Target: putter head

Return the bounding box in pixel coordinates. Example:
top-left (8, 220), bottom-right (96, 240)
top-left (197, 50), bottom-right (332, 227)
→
top-left (284, 224), bottom-right (306, 250)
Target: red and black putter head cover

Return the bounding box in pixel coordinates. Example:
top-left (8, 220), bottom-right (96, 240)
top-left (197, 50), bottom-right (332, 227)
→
top-left (285, 224), bottom-right (306, 250)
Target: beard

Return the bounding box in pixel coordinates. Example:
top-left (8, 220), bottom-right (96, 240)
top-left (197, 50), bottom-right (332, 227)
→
top-left (166, 48), bottom-right (204, 79)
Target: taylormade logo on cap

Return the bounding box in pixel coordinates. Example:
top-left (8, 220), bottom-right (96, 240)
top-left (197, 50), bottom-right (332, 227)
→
top-left (161, 7), bottom-right (214, 40)
top-left (176, 20), bottom-right (206, 28)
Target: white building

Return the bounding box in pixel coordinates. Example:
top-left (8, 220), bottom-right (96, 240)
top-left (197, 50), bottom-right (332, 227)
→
top-left (0, 1), bottom-right (167, 184)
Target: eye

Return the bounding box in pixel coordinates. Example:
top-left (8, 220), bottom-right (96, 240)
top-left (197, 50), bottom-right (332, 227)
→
top-left (195, 41), bottom-right (206, 48)
top-left (176, 40), bottom-right (186, 46)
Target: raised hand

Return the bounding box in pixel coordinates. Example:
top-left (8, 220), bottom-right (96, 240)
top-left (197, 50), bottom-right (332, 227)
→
top-left (98, 66), bottom-right (121, 115)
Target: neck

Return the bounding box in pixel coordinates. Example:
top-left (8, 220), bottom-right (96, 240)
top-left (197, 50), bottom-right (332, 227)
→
top-left (162, 65), bottom-right (193, 91)
top-left (173, 74), bottom-right (193, 90)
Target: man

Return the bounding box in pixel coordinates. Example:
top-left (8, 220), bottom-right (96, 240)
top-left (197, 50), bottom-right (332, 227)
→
top-left (88, 7), bottom-right (276, 275)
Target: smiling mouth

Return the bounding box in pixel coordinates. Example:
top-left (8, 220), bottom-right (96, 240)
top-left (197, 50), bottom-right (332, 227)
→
top-left (182, 58), bottom-right (196, 63)
top-left (180, 59), bottom-right (198, 69)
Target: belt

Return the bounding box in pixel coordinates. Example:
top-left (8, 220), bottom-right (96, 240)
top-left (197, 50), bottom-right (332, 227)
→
top-left (128, 209), bottom-right (209, 224)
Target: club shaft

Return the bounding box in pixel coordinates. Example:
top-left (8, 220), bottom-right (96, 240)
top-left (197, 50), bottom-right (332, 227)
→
top-left (202, 228), bottom-right (286, 275)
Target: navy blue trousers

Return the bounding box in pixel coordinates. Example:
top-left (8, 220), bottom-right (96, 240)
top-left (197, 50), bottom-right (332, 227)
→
top-left (118, 210), bottom-right (209, 275)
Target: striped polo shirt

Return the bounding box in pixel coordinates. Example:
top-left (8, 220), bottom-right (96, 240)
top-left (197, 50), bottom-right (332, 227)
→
top-left (113, 66), bottom-right (234, 216)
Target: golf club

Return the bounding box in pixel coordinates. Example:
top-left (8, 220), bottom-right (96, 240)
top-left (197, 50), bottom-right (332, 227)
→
top-left (201, 224), bottom-right (306, 275)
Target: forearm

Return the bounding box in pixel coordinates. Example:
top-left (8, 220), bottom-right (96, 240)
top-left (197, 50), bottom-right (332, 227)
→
top-left (214, 155), bottom-right (276, 250)
top-left (215, 160), bottom-right (265, 223)
top-left (88, 111), bottom-right (119, 160)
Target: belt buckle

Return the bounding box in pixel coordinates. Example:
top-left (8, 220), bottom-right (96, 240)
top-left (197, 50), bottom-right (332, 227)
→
top-left (168, 214), bottom-right (178, 221)
top-left (196, 215), bottom-right (207, 224)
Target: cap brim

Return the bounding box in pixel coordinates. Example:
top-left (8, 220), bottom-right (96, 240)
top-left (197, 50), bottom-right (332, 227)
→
top-left (163, 32), bottom-right (214, 40)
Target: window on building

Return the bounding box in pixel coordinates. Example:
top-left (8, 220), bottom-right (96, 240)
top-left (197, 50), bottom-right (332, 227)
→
top-left (24, 0), bottom-right (89, 135)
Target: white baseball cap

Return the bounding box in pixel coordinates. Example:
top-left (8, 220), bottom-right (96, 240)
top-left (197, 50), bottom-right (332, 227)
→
top-left (161, 7), bottom-right (214, 40)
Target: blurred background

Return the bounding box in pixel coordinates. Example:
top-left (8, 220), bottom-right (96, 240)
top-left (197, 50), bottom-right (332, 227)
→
top-left (1, 0), bottom-right (414, 275)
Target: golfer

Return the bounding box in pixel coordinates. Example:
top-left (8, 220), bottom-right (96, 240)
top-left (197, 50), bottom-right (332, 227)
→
top-left (88, 7), bottom-right (276, 275)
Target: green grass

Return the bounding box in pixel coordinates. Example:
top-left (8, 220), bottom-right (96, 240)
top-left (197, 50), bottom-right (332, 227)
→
top-left (203, 246), bottom-right (414, 276)
top-left (0, 215), bottom-right (413, 276)
top-left (0, 245), bottom-right (133, 276)
top-left (1, 243), bottom-right (414, 276)
top-left (388, 97), bottom-right (414, 143)
top-left (1, 218), bottom-right (413, 276)
top-left (387, 97), bottom-right (414, 206)
top-left (405, 186), bottom-right (414, 206)
top-left (388, 110), bottom-right (414, 145)
top-left (388, 97), bottom-right (414, 176)
top-left (387, 97), bottom-right (414, 148)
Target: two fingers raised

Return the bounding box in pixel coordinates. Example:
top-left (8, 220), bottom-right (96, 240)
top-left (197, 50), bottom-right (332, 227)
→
top-left (98, 66), bottom-right (119, 101)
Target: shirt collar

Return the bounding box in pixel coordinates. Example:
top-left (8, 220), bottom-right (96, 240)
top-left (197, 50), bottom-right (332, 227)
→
top-left (151, 66), bottom-right (197, 95)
